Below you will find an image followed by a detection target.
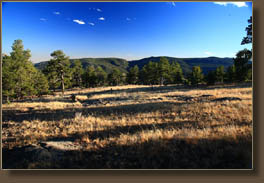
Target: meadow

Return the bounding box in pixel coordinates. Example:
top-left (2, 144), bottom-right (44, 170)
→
top-left (2, 83), bottom-right (252, 169)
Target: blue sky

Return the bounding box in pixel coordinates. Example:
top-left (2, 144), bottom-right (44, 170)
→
top-left (2, 2), bottom-right (252, 63)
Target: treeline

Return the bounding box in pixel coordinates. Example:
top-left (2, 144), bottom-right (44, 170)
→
top-left (2, 39), bottom-right (252, 102)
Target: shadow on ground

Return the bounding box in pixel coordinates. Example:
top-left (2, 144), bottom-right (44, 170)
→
top-left (2, 101), bottom-right (178, 123)
top-left (2, 135), bottom-right (252, 169)
top-left (78, 82), bottom-right (252, 97)
top-left (2, 117), bottom-right (252, 169)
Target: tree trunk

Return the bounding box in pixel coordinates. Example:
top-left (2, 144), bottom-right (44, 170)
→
top-left (61, 72), bottom-right (65, 96)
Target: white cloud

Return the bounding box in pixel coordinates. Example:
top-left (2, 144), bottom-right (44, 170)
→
top-left (204, 51), bottom-right (213, 56)
top-left (88, 22), bottom-right (95, 26)
top-left (97, 8), bottom-right (102, 12)
top-left (40, 18), bottom-right (47, 21)
top-left (98, 17), bottom-right (105, 21)
top-left (73, 19), bottom-right (85, 25)
top-left (214, 2), bottom-right (248, 8)
top-left (126, 17), bottom-right (131, 21)
top-left (167, 2), bottom-right (176, 7)
top-left (53, 11), bottom-right (60, 15)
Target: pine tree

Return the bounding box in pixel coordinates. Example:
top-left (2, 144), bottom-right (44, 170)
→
top-left (170, 62), bottom-right (184, 84)
top-left (44, 50), bottom-right (71, 95)
top-left (127, 65), bottom-right (139, 84)
top-left (71, 59), bottom-right (84, 87)
top-left (225, 65), bottom-right (236, 83)
top-left (33, 70), bottom-right (49, 96)
top-left (234, 49), bottom-right (252, 82)
top-left (241, 16), bottom-right (252, 45)
top-left (215, 66), bottom-right (225, 83)
top-left (2, 55), bottom-right (16, 102)
top-left (95, 66), bottom-right (107, 86)
top-left (205, 70), bottom-right (216, 85)
top-left (157, 57), bottom-right (170, 85)
top-left (139, 61), bottom-right (159, 85)
top-left (188, 66), bottom-right (204, 86)
top-left (2, 39), bottom-right (49, 100)
top-left (108, 68), bottom-right (122, 86)
top-left (82, 66), bottom-right (97, 88)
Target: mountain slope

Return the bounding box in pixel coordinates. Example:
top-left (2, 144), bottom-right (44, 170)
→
top-left (128, 56), bottom-right (234, 74)
top-left (35, 57), bottom-right (129, 74)
top-left (34, 56), bottom-right (234, 75)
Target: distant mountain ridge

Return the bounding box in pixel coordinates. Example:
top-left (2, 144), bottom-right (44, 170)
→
top-left (34, 56), bottom-right (234, 75)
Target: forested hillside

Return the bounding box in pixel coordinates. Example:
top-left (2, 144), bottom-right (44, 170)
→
top-left (35, 56), bottom-right (234, 75)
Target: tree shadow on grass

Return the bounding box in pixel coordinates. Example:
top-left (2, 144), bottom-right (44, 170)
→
top-left (79, 83), bottom-right (252, 97)
top-left (43, 119), bottom-right (251, 143)
top-left (2, 135), bottom-right (252, 169)
top-left (2, 101), bottom-right (178, 123)
top-left (2, 108), bottom-right (252, 169)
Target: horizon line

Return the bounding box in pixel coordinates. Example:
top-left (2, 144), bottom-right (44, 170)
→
top-left (33, 55), bottom-right (234, 64)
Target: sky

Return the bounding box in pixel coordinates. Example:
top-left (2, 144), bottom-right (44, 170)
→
top-left (2, 2), bottom-right (252, 63)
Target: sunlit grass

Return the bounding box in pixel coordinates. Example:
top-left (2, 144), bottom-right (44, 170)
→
top-left (2, 83), bottom-right (252, 169)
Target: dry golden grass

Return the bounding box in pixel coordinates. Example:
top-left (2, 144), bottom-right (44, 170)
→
top-left (2, 83), bottom-right (252, 169)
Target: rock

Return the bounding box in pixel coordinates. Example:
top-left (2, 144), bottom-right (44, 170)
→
top-left (24, 144), bottom-right (52, 161)
top-left (40, 141), bottom-right (83, 151)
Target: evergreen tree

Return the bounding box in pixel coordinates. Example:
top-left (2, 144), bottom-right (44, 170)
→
top-left (2, 39), bottom-right (49, 100)
top-left (234, 49), bottom-right (252, 82)
top-left (82, 66), bottom-right (97, 88)
top-left (71, 59), bottom-right (84, 87)
top-left (95, 66), bottom-right (107, 86)
top-left (205, 70), bottom-right (216, 85)
top-left (170, 62), bottom-right (184, 84)
top-left (139, 61), bottom-right (159, 85)
top-left (43, 64), bottom-right (60, 92)
top-left (2, 55), bottom-right (16, 101)
top-left (127, 65), bottom-right (139, 84)
top-left (121, 73), bottom-right (127, 85)
top-left (108, 68), bottom-right (122, 86)
top-left (188, 66), bottom-right (204, 86)
top-left (215, 66), bottom-right (225, 83)
top-left (33, 70), bottom-right (49, 96)
top-left (225, 65), bottom-right (236, 83)
top-left (44, 50), bottom-right (71, 95)
top-left (241, 16), bottom-right (252, 45)
top-left (157, 57), bottom-right (170, 85)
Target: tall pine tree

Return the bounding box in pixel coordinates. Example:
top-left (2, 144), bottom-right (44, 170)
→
top-left (44, 50), bottom-right (71, 95)
top-left (2, 39), bottom-right (49, 100)
top-left (127, 65), bottom-right (139, 84)
top-left (188, 66), bottom-right (204, 86)
top-left (157, 57), bottom-right (170, 85)
top-left (71, 59), bottom-right (84, 88)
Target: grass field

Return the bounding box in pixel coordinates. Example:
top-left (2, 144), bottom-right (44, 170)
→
top-left (2, 83), bottom-right (252, 169)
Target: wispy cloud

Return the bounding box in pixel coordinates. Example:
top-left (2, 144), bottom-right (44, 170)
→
top-left (167, 2), bottom-right (176, 7)
top-left (40, 18), bottom-right (47, 21)
top-left (53, 11), bottom-right (60, 15)
top-left (98, 17), bottom-right (105, 21)
top-left (88, 22), bottom-right (95, 26)
top-left (73, 19), bottom-right (85, 25)
top-left (213, 2), bottom-right (248, 8)
top-left (126, 17), bottom-right (131, 21)
top-left (204, 51), bottom-right (213, 56)
top-left (97, 8), bottom-right (102, 12)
